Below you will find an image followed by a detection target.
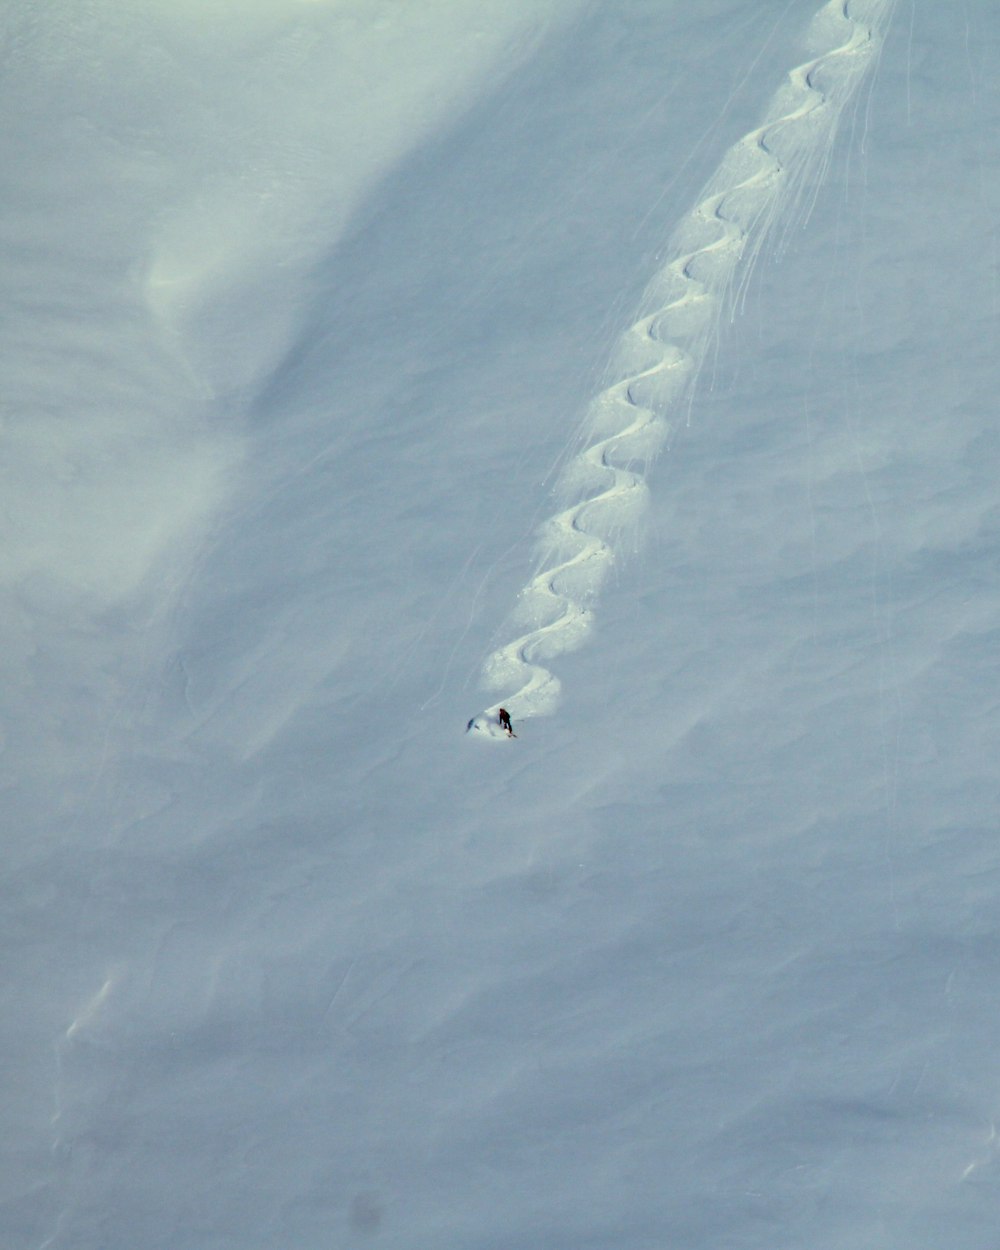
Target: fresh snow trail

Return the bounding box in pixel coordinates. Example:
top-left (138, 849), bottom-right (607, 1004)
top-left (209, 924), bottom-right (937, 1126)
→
top-left (468, 0), bottom-right (895, 738)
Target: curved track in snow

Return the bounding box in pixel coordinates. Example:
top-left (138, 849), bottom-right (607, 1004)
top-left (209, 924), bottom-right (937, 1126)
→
top-left (468, 0), bottom-right (895, 739)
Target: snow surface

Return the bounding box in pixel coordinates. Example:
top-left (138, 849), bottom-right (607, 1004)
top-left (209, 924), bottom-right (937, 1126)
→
top-left (4, 1), bottom-right (1000, 1247)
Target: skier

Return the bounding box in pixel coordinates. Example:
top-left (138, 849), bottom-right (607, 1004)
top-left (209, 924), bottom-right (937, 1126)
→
top-left (498, 708), bottom-right (516, 738)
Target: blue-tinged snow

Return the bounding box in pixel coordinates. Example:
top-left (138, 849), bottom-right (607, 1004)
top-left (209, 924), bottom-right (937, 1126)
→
top-left (4, 2), bottom-right (1000, 1248)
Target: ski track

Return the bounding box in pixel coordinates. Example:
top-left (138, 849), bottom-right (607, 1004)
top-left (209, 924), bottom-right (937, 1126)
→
top-left (467, 0), bottom-right (895, 739)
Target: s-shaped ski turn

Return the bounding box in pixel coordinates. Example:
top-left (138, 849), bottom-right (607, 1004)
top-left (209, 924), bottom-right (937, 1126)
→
top-left (467, 0), bottom-right (895, 740)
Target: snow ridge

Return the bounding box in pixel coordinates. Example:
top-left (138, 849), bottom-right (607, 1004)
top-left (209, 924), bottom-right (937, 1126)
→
top-left (468, 0), bottom-right (894, 737)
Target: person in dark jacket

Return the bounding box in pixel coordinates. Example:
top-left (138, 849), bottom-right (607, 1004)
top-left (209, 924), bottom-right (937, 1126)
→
top-left (498, 708), bottom-right (515, 737)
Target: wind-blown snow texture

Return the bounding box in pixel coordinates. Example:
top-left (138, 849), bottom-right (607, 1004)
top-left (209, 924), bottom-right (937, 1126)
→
top-left (4, 2), bottom-right (1000, 1248)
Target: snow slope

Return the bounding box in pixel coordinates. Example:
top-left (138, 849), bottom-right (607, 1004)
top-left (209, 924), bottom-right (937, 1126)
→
top-left (5, 2), bottom-right (1000, 1248)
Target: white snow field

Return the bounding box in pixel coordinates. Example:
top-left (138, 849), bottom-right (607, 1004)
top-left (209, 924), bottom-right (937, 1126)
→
top-left (4, 1), bottom-right (1000, 1247)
